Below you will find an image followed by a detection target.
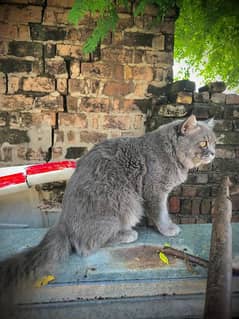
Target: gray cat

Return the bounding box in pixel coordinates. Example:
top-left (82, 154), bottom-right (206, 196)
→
top-left (0, 115), bottom-right (216, 299)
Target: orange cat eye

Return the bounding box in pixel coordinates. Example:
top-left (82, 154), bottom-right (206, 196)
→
top-left (200, 141), bottom-right (208, 148)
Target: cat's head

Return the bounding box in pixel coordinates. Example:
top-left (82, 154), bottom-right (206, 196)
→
top-left (174, 115), bottom-right (216, 170)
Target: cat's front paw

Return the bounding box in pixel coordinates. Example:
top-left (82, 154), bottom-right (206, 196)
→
top-left (159, 223), bottom-right (181, 237)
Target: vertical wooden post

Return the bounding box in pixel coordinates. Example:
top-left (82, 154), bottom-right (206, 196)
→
top-left (203, 176), bottom-right (232, 319)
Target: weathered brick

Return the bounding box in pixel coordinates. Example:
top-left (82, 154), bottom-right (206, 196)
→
top-left (0, 5), bottom-right (42, 23)
top-left (176, 92), bottom-right (193, 104)
top-left (45, 58), bottom-right (67, 76)
top-left (169, 196), bottom-right (180, 213)
top-left (211, 93), bottom-right (226, 104)
top-left (145, 51), bottom-right (173, 65)
top-left (103, 81), bottom-right (134, 97)
top-left (44, 43), bottom-right (56, 58)
top-left (66, 96), bottom-right (78, 112)
top-left (158, 20), bottom-right (175, 34)
top-left (0, 24), bottom-right (18, 40)
top-left (0, 73), bottom-right (6, 94)
top-left (191, 199), bottom-right (201, 215)
top-left (7, 75), bottom-right (20, 94)
top-left (103, 115), bottom-right (131, 130)
top-left (57, 78), bottom-right (68, 95)
top-left (0, 58), bottom-right (33, 73)
top-left (224, 105), bottom-right (239, 119)
top-left (124, 65), bottom-right (154, 81)
top-left (200, 199), bottom-right (211, 214)
top-left (0, 142), bottom-right (13, 162)
top-left (30, 24), bottom-right (67, 41)
top-left (66, 27), bottom-right (93, 42)
top-left (81, 62), bottom-right (113, 79)
top-left (208, 104), bottom-right (224, 119)
top-left (134, 114), bottom-right (145, 129)
top-left (65, 147), bottom-right (87, 159)
top-left (180, 216), bottom-right (197, 224)
top-left (192, 105), bottom-right (209, 119)
top-left (0, 112), bottom-right (8, 127)
top-left (32, 112), bottom-right (56, 127)
top-left (133, 49), bottom-right (145, 64)
top-left (165, 34), bottom-right (174, 51)
top-left (115, 13), bottom-right (133, 31)
top-left (215, 147), bottom-right (235, 159)
top-left (0, 127), bottom-right (30, 144)
top-left (233, 119), bottom-right (239, 131)
top-left (216, 132), bottom-right (239, 145)
top-left (153, 67), bottom-right (172, 83)
top-left (133, 82), bottom-right (149, 98)
top-left (48, 0), bottom-right (74, 7)
top-left (57, 44), bottom-right (83, 58)
top-left (24, 147), bottom-right (48, 161)
top-left (121, 99), bottom-right (143, 112)
top-left (0, 94), bottom-right (34, 111)
top-left (214, 120), bottom-right (233, 132)
top-left (181, 199), bottom-right (192, 214)
top-left (35, 92), bottom-right (64, 111)
top-left (101, 47), bottom-right (133, 64)
top-left (232, 196), bottom-right (239, 212)
top-left (69, 78), bottom-right (103, 96)
top-left (77, 97), bottom-right (111, 113)
top-left (58, 112), bottom-right (88, 128)
top-left (23, 77), bottom-right (55, 92)
top-left (194, 92), bottom-right (210, 103)
top-left (182, 186), bottom-right (197, 197)
top-left (18, 25), bottom-right (31, 41)
top-left (2, 0), bottom-right (44, 4)
top-left (152, 35), bottom-right (165, 50)
top-left (52, 146), bottom-right (63, 160)
top-left (209, 81), bottom-right (226, 93)
top-left (0, 41), bottom-right (8, 55)
top-left (8, 41), bottom-right (42, 58)
top-left (213, 158), bottom-right (239, 172)
top-left (158, 104), bottom-right (187, 118)
top-left (123, 32), bottom-right (154, 47)
top-left (80, 131), bottom-right (107, 144)
top-left (88, 113), bottom-right (100, 129)
top-left (196, 174), bottom-right (208, 184)
top-left (43, 7), bottom-right (70, 25)
top-left (70, 60), bottom-right (80, 78)
top-left (226, 94), bottom-right (239, 104)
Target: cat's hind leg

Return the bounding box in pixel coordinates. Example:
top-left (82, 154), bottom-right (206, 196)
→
top-left (78, 216), bottom-right (121, 256)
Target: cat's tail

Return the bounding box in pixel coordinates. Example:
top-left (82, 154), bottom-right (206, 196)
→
top-left (0, 223), bottom-right (71, 306)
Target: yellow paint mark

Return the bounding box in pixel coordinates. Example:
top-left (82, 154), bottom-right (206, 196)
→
top-left (34, 275), bottom-right (55, 288)
top-left (159, 252), bottom-right (169, 265)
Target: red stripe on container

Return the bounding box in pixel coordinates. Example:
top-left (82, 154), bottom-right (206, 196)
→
top-left (26, 161), bottom-right (76, 175)
top-left (0, 173), bottom-right (26, 188)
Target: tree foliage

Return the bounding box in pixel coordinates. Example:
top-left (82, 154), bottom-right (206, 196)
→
top-left (68, 0), bottom-right (239, 88)
top-left (175, 0), bottom-right (239, 89)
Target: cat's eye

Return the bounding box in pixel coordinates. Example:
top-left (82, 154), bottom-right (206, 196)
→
top-left (200, 141), bottom-right (208, 148)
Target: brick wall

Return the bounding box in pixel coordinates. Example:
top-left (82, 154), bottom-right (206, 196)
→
top-left (0, 0), bottom-right (176, 164)
top-left (147, 80), bottom-right (239, 224)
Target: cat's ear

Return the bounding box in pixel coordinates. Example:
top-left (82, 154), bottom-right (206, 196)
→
top-left (205, 117), bottom-right (215, 129)
top-left (180, 115), bottom-right (198, 135)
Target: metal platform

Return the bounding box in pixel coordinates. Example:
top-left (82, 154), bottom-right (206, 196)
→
top-left (1, 224), bottom-right (239, 318)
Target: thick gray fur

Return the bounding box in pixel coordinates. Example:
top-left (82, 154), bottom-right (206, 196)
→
top-left (0, 115), bottom-right (216, 307)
